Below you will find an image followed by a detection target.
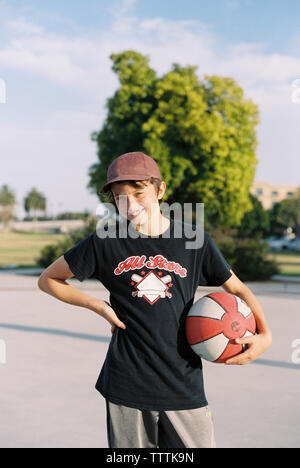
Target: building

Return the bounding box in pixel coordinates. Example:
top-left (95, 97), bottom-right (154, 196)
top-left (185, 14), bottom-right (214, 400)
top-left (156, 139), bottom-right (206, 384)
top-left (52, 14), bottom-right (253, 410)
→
top-left (251, 181), bottom-right (299, 210)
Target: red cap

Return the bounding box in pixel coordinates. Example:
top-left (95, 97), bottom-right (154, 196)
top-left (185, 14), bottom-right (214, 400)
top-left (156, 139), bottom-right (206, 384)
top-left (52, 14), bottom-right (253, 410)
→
top-left (99, 152), bottom-right (162, 194)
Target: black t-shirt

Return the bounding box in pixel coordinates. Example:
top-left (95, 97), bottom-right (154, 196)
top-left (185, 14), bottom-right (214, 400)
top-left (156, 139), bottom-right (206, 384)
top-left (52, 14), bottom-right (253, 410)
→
top-left (63, 218), bottom-right (232, 411)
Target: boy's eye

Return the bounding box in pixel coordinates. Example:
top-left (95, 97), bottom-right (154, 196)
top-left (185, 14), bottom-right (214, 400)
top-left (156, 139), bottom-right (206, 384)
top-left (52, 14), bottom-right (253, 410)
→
top-left (114, 193), bottom-right (143, 201)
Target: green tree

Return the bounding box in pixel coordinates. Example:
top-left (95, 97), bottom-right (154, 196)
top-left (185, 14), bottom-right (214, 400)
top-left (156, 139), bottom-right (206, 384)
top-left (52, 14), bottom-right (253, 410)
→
top-left (143, 71), bottom-right (259, 228)
top-left (88, 50), bottom-right (260, 229)
top-left (266, 203), bottom-right (287, 238)
top-left (0, 185), bottom-right (16, 231)
top-left (276, 188), bottom-right (300, 236)
top-left (237, 194), bottom-right (269, 239)
top-left (24, 188), bottom-right (46, 230)
top-left (88, 50), bottom-right (157, 194)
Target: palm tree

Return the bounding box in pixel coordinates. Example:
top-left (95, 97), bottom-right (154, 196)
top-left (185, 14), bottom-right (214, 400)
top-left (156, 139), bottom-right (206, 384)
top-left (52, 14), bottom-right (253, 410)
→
top-left (0, 185), bottom-right (16, 232)
top-left (24, 188), bottom-right (47, 232)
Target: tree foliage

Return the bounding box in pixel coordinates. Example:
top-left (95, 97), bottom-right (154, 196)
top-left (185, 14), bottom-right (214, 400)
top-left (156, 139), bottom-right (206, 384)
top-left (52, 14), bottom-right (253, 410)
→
top-left (24, 187), bottom-right (46, 222)
top-left (276, 188), bottom-right (300, 236)
top-left (237, 194), bottom-right (270, 239)
top-left (0, 184), bottom-right (16, 230)
top-left (88, 50), bottom-right (260, 229)
top-left (266, 188), bottom-right (300, 237)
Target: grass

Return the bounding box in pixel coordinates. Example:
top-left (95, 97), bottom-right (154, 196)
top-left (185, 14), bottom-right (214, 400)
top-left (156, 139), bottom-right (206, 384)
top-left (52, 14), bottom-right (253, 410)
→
top-left (0, 231), bottom-right (67, 268)
top-left (266, 251), bottom-right (300, 276)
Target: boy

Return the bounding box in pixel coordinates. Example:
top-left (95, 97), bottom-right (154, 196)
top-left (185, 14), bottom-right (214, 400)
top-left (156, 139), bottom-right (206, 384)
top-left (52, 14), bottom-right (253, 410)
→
top-left (38, 152), bottom-right (272, 448)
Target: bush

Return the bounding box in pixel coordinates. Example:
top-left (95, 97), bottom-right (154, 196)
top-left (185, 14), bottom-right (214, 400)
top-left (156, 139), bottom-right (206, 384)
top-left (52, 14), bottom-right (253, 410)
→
top-left (36, 219), bottom-right (97, 268)
top-left (216, 235), bottom-right (279, 282)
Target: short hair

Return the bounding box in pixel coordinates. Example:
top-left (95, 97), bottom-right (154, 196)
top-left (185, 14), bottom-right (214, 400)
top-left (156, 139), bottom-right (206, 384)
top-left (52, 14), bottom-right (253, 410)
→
top-left (101, 177), bottom-right (163, 205)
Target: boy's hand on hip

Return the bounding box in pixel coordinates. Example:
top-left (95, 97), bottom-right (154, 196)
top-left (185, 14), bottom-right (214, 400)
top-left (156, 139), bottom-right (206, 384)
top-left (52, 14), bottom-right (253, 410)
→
top-left (225, 331), bottom-right (272, 366)
top-left (92, 299), bottom-right (126, 334)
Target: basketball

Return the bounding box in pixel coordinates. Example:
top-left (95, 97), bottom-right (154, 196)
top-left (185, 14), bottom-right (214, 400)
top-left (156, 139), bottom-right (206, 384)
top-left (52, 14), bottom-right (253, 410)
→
top-left (186, 292), bottom-right (257, 363)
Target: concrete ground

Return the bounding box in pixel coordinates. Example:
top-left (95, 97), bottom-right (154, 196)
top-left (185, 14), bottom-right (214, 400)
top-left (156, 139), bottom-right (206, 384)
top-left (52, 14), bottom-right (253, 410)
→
top-left (0, 272), bottom-right (299, 448)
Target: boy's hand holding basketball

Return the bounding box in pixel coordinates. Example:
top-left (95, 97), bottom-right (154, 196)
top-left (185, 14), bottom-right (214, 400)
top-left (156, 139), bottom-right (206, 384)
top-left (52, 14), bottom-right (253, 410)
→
top-left (222, 279), bottom-right (272, 366)
top-left (225, 331), bottom-right (272, 365)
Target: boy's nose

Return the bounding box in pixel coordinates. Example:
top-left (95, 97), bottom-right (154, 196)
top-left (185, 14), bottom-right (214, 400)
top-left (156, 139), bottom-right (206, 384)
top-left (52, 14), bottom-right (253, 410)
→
top-left (128, 206), bottom-right (141, 216)
top-left (119, 195), bottom-right (140, 214)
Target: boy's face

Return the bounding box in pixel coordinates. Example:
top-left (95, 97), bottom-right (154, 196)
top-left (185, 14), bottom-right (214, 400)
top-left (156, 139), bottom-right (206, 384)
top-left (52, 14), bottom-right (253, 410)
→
top-left (111, 180), bottom-right (165, 227)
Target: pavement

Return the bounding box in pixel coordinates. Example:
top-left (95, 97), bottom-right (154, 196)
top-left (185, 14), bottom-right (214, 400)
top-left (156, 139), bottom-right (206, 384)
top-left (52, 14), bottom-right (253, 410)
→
top-left (0, 271), bottom-right (299, 448)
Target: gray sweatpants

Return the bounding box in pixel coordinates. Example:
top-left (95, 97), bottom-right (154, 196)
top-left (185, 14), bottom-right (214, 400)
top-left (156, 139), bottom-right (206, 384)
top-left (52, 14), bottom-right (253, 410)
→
top-left (105, 399), bottom-right (216, 448)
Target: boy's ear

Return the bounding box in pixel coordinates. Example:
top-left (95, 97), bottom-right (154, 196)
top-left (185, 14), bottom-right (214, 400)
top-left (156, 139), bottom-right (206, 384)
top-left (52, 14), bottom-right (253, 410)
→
top-left (158, 182), bottom-right (166, 200)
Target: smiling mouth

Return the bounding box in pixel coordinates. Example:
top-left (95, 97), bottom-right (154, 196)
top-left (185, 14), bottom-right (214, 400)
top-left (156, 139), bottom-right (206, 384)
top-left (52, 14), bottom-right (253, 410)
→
top-left (128, 209), bottom-right (145, 220)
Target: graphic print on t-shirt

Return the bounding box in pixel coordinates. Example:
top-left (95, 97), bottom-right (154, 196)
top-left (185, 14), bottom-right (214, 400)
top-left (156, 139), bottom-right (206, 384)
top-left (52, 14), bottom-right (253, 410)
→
top-left (114, 254), bottom-right (187, 305)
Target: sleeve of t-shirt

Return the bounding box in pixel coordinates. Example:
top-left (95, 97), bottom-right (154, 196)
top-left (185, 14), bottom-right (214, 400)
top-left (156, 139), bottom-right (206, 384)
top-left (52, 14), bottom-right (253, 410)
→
top-left (200, 234), bottom-right (232, 287)
top-left (63, 231), bottom-right (100, 282)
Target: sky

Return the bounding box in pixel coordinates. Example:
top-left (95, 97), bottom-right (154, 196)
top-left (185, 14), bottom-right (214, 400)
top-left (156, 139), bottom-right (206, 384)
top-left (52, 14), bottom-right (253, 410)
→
top-left (0, 0), bottom-right (300, 218)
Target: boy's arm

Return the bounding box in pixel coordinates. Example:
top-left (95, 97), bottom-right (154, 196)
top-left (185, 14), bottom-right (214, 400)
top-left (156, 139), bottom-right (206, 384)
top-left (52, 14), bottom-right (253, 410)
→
top-left (221, 270), bottom-right (272, 365)
top-left (37, 255), bottom-right (126, 333)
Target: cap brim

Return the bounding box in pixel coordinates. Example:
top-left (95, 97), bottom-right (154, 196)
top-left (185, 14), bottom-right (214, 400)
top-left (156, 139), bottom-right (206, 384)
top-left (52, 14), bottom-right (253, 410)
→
top-left (98, 174), bottom-right (161, 194)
